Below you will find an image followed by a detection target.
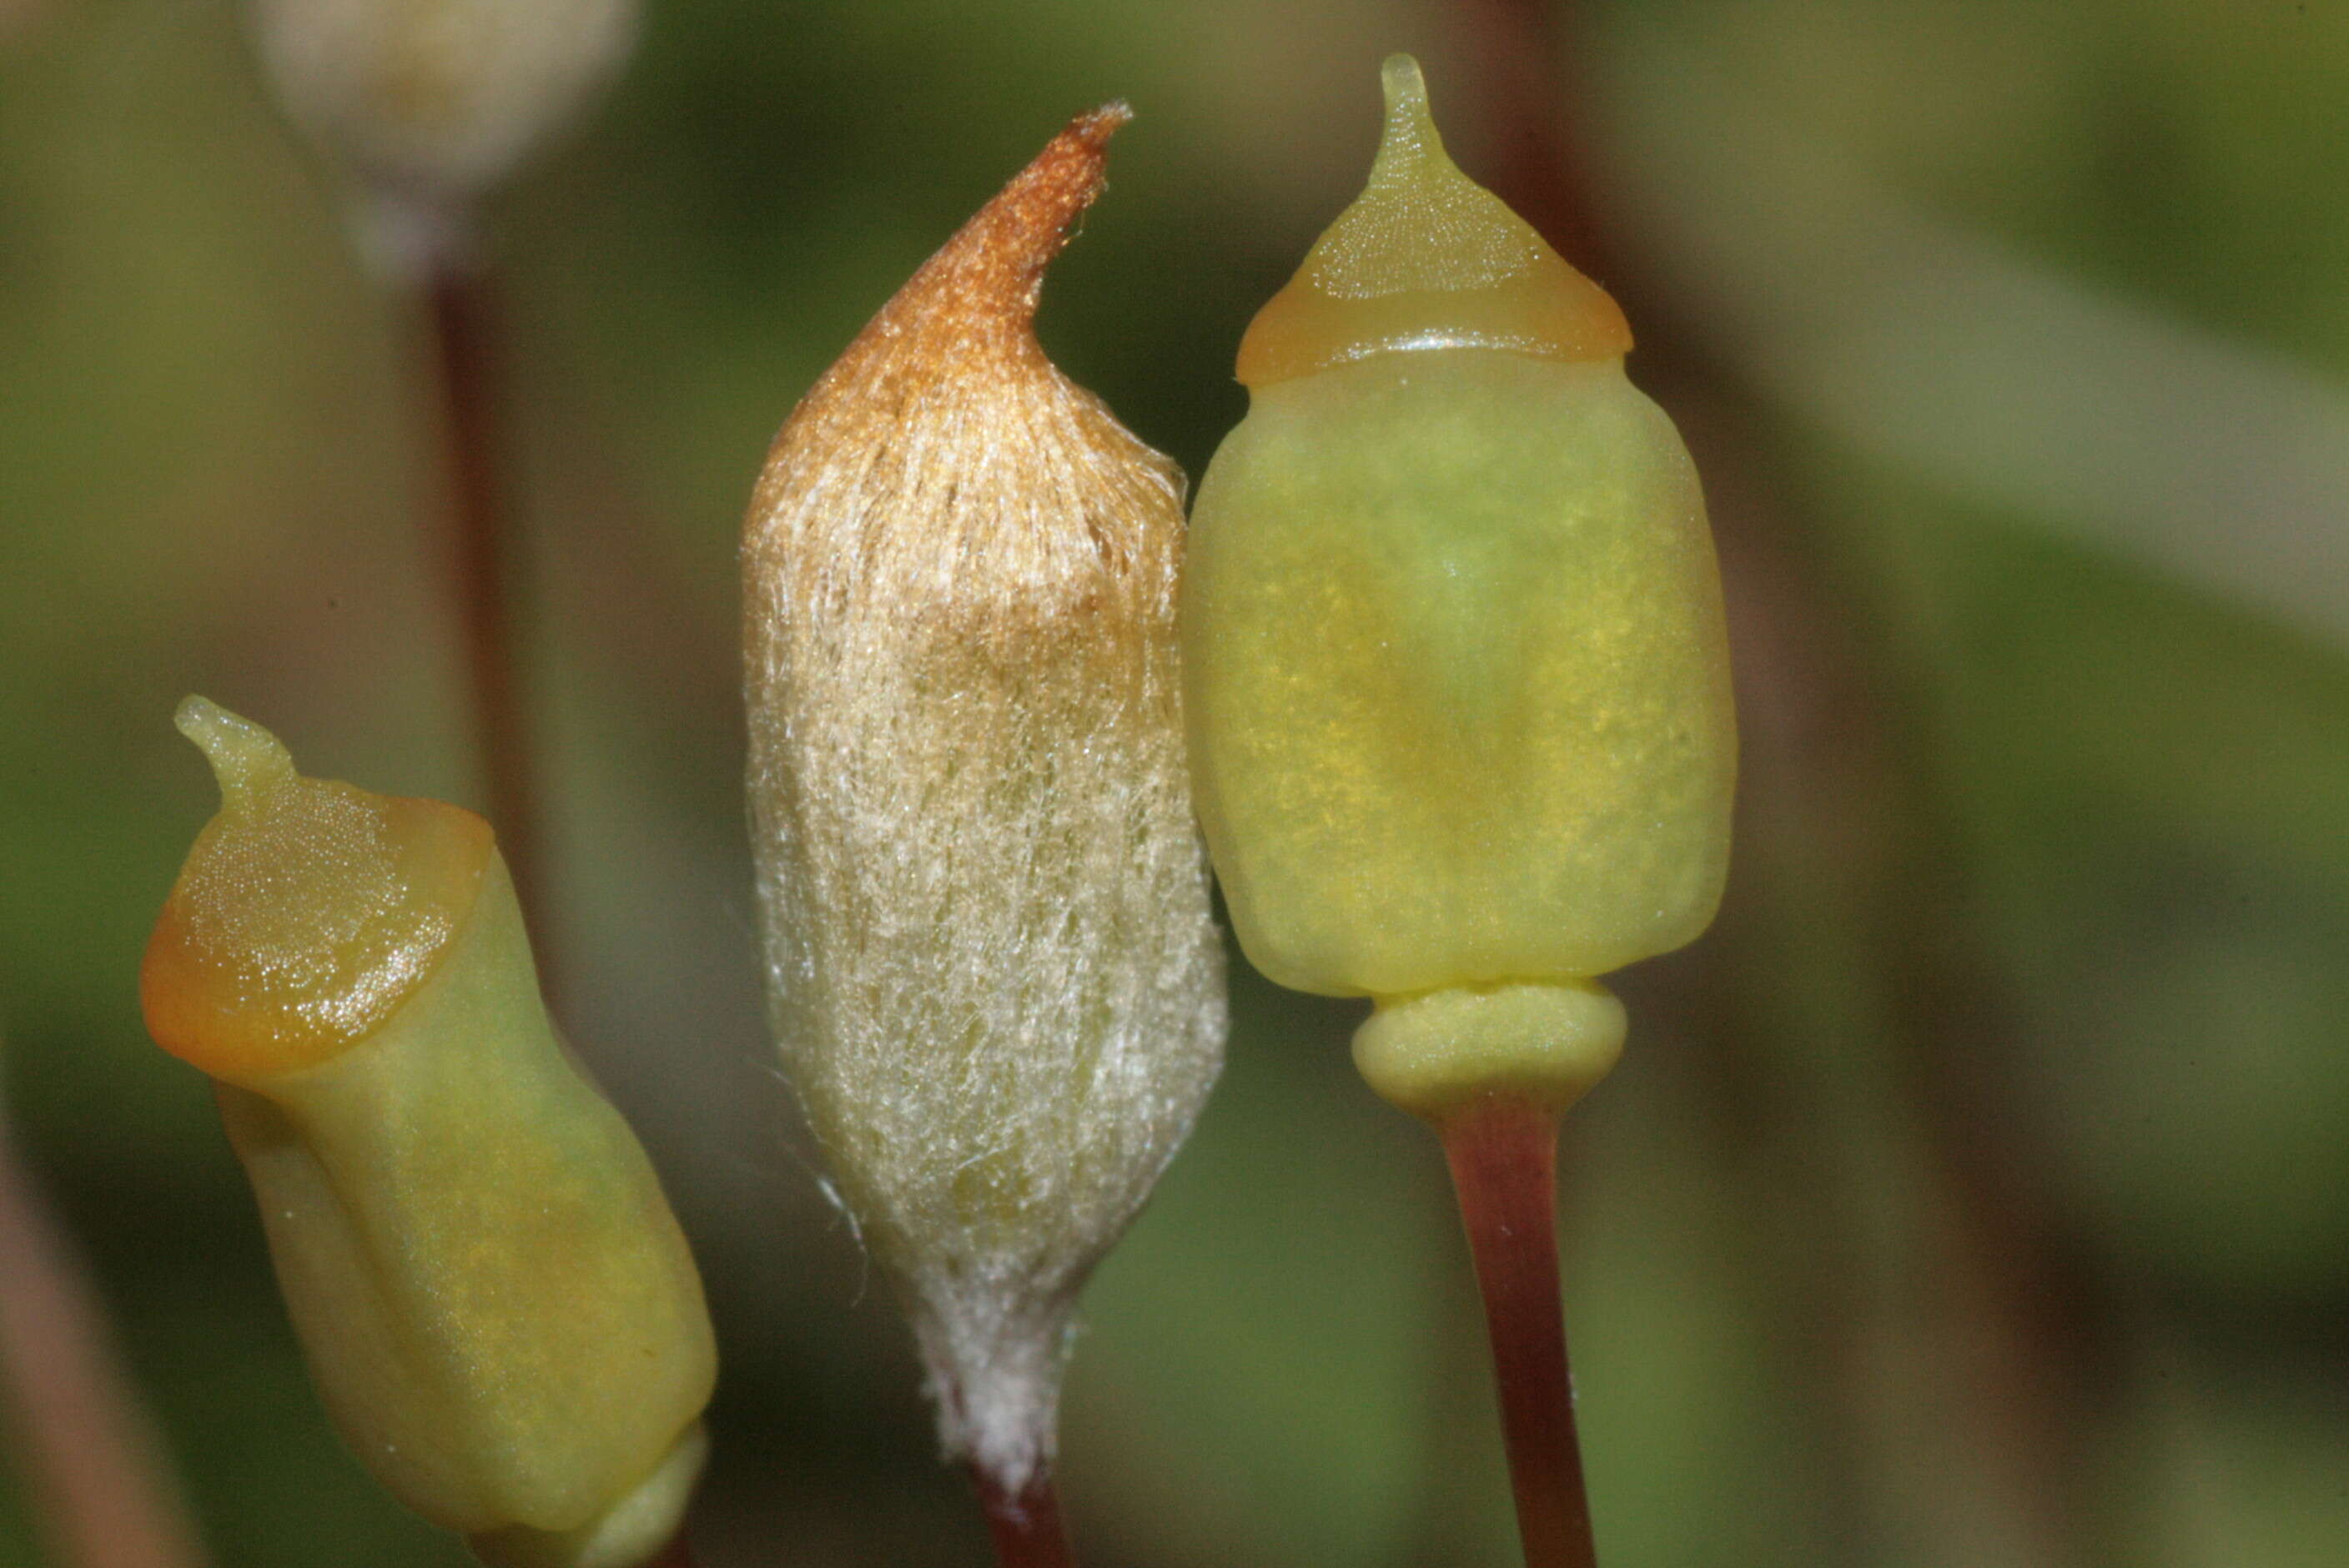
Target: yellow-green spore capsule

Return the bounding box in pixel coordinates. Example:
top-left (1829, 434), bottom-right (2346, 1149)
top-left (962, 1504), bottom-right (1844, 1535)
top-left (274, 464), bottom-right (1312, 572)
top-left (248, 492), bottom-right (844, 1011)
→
top-left (1184, 58), bottom-right (1735, 1119)
top-left (142, 697), bottom-right (715, 1568)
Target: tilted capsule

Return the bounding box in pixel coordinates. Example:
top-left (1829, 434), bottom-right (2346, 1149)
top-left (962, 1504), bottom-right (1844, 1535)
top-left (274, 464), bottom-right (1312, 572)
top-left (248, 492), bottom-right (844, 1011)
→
top-left (1183, 57), bottom-right (1735, 1118)
top-left (142, 697), bottom-right (714, 1568)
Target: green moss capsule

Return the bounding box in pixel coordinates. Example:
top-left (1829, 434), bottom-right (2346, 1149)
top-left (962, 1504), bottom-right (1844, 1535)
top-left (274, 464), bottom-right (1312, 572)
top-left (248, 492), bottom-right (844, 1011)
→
top-left (1183, 58), bottom-right (1735, 1119)
top-left (142, 698), bottom-right (714, 1568)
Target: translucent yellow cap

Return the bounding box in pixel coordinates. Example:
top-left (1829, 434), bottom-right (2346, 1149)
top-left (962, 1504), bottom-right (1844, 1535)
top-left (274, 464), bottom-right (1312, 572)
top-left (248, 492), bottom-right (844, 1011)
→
top-left (142, 697), bottom-right (493, 1083)
top-left (1235, 54), bottom-right (1631, 387)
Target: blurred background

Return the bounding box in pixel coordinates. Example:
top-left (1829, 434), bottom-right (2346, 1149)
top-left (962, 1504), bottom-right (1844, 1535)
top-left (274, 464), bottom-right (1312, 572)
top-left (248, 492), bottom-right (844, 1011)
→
top-left (3, 0), bottom-right (2347, 1564)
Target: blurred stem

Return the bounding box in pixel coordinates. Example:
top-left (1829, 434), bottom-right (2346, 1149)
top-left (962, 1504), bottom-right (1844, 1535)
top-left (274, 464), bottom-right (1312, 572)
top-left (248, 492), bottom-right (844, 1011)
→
top-left (0, 1109), bottom-right (209, 1568)
top-left (973, 1468), bottom-right (1077, 1568)
top-left (1440, 1096), bottom-right (1599, 1568)
top-left (417, 253), bottom-right (554, 970)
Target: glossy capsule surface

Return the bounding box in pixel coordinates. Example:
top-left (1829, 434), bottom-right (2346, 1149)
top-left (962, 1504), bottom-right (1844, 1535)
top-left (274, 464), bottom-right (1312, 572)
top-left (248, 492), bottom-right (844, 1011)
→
top-left (1183, 59), bottom-right (1735, 1111)
top-left (143, 698), bottom-right (714, 1568)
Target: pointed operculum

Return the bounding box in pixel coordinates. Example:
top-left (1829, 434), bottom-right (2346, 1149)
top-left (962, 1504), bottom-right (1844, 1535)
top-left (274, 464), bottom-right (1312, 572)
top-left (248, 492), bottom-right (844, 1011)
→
top-left (1235, 54), bottom-right (1631, 387)
top-left (142, 700), bottom-right (495, 1084)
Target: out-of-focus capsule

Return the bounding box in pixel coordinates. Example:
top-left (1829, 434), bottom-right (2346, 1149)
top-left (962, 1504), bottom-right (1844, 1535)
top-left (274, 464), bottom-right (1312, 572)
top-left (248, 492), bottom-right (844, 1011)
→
top-left (1183, 56), bottom-right (1735, 1120)
top-left (142, 696), bottom-right (714, 1568)
top-left (246, 0), bottom-right (639, 204)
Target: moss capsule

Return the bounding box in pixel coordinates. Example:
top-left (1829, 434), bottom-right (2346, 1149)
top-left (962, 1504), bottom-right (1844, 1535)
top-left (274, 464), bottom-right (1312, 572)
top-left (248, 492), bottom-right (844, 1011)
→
top-left (142, 697), bottom-right (714, 1568)
top-left (247, 0), bottom-right (641, 201)
top-left (1183, 57), bottom-right (1735, 1118)
top-left (741, 108), bottom-right (1225, 1499)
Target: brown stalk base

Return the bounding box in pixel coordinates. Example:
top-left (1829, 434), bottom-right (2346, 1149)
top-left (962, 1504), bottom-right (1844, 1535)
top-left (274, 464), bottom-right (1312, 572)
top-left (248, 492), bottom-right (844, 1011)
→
top-left (972, 1468), bottom-right (1077, 1568)
top-left (1441, 1095), bottom-right (1598, 1568)
top-left (644, 1529), bottom-right (697, 1568)
top-left (0, 1117), bottom-right (209, 1568)
top-left (420, 260), bottom-right (552, 957)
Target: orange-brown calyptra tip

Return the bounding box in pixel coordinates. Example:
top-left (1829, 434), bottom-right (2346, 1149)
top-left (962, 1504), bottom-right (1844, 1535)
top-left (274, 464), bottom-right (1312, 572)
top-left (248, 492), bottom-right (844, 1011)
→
top-left (821, 101), bottom-right (1129, 379)
top-left (1235, 55), bottom-right (1631, 387)
top-left (743, 98), bottom-right (1174, 647)
top-left (142, 698), bottom-right (495, 1085)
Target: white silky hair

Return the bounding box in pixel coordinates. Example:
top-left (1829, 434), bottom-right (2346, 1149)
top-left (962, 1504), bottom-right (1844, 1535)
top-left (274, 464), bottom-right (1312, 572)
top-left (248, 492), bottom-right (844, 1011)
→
top-left (740, 110), bottom-right (1227, 1493)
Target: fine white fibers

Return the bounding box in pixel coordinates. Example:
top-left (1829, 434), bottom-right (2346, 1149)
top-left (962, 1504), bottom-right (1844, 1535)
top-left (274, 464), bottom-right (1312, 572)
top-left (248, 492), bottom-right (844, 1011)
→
top-left (741, 112), bottom-right (1225, 1492)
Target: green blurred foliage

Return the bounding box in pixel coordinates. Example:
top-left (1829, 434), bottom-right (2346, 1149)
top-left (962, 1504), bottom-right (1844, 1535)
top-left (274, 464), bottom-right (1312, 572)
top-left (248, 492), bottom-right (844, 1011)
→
top-left (3, 0), bottom-right (2346, 1565)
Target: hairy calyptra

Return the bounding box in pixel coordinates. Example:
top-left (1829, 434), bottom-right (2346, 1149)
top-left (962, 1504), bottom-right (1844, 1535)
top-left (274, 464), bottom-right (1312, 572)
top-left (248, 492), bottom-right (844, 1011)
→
top-left (741, 109), bottom-right (1226, 1498)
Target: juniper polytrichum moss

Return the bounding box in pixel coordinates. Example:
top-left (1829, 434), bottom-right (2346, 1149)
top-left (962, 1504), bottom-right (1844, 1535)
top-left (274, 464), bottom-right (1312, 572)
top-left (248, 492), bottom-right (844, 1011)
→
top-left (129, 41), bottom-right (1731, 1568)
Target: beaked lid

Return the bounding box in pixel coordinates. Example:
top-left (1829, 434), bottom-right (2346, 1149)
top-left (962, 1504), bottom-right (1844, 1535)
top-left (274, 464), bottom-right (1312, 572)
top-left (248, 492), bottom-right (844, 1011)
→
top-left (1235, 55), bottom-right (1631, 388)
top-left (142, 697), bottom-right (494, 1083)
